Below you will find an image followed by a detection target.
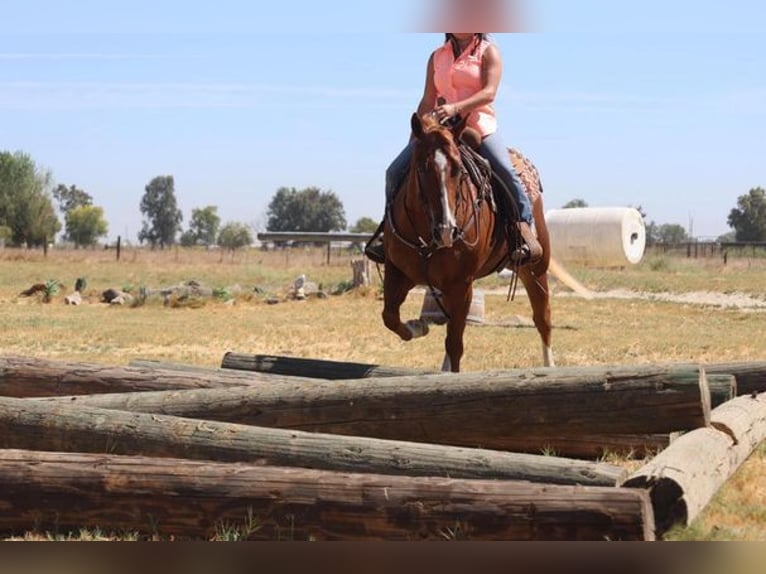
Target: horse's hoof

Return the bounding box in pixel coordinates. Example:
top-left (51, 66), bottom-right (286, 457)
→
top-left (405, 319), bottom-right (430, 339)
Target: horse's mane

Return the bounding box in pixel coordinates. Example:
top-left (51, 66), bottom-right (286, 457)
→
top-left (414, 115), bottom-right (463, 168)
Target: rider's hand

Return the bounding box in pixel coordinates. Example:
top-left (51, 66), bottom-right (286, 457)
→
top-left (434, 103), bottom-right (459, 123)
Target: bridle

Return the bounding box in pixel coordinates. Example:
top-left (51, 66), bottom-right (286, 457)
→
top-left (386, 142), bottom-right (483, 261)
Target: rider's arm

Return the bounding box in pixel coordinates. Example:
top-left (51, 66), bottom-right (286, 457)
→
top-left (414, 53), bottom-right (438, 123)
top-left (436, 43), bottom-right (502, 120)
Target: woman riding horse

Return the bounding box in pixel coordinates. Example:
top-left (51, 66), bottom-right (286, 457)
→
top-left (366, 33), bottom-right (541, 265)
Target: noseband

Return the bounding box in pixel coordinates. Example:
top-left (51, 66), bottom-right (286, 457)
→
top-left (387, 146), bottom-right (481, 259)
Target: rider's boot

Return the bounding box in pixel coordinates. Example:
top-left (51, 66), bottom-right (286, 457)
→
top-left (511, 221), bottom-right (543, 266)
top-left (364, 220), bottom-right (386, 264)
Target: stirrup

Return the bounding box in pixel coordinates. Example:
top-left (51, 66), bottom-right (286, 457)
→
top-left (364, 220), bottom-right (386, 264)
top-left (365, 242), bottom-right (385, 264)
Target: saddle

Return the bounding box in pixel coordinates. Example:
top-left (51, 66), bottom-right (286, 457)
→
top-left (455, 137), bottom-right (520, 248)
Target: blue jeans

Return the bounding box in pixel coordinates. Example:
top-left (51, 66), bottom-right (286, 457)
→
top-left (385, 130), bottom-right (532, 223)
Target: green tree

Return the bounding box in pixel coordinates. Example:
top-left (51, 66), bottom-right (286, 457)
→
top-left (0, 151), bottom-right (60, 246)
top-left (217, 221), bottom-right (253, 253)
top-left (65, 205), bottom-right (109, 248)
top-left (52, 184), bottom-right (92, 213)
top-left (350, 216), bottom-right (379, 234)
top-left (656, 223), bottom-right (689, 245)
top-left (138, 175), bottom-right (183, 249)
top-left (562, 198), bottom-right (588, 209)
top-left (266, 187), bottom-right (346, 233)
top-left (727, 187), bottom-right (766, 242)
top-left (181, 205), bottom-right (220, 247)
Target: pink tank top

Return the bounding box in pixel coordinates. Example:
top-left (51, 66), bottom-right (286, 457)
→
top-left (433, 38), bottom-right (498, 138)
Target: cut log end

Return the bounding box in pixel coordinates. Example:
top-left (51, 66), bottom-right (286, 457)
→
top-left (622, 475), bottom-right (686, 537)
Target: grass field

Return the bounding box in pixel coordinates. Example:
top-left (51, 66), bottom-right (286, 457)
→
top-left (1, 245), bottom-right (764, 540)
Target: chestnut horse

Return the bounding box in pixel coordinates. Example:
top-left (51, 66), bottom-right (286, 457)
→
top-left (381, 113), bottom-right (554, 372)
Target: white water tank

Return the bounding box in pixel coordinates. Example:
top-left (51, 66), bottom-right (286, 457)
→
top-left (546, 207), bottom-right (646, 267)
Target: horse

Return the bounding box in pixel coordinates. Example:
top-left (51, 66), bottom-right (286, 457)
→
top-left (381, 112), bottom-right (554, 372)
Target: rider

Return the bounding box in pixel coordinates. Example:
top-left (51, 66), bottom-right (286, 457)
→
top-left (365, 33), bottom-right (542, 266)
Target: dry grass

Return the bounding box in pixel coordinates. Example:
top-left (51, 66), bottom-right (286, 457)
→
top-left (1, 246), bottom-right (765, 541)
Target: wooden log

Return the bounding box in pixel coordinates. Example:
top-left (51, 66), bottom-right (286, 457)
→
top-left (0, 355), bottom-right (318, 398)
top-left (40, 364), bottom-right (711, 450)
top-left (129, 359), bottom-right (245, 375)
top-left (622, 393), bottom-right (766, 537)
top-left (221, 352), bottom-right (434, 379)
top-left (0, 397), bottom-right (626, 487)
top-left (0, 450), bottom-right (654, 541)
top-left (705, 361), bottom-right (766, 397)
top-left (707, 374), bottom-right (737, 408)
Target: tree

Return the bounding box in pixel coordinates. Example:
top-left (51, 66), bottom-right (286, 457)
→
top-left (631, 205), bottom-right (659, 246)
top-left (181, 205), bottom-right (220, 247)
top-left (562, 198), bottom-right (588, 209)
top-left (217, 222), bottom-right (253, 253)
top-left (52, 184), bottom-right (92, 213)
top-left (655, 223), bottom-right (689, 245)
top-left (727, 187), bottom-right (766, 242)
top-left (0, 151), bottom-right (60, 247)
top-left (266, 187), bottom-right (346, 233)
top-left (350, 216), bottom-right (379, 234)
top-left (138, 175), bottom-right (183, 249)
top-left (65, 205), bottom-right (109, 248)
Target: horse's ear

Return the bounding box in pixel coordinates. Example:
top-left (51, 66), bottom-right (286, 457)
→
top-left (411, 113), bottom-right (425, 140)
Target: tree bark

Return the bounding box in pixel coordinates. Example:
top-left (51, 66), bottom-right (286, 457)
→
top-left (705, 361), bottom-right (766, 397)
top-left (37, 364), bottom-right (711, 453)
top-left (0, 450), bottom-right (654, 541)
top-left (0, 355), bottom-right (316, 398)
top-left (622, 393), bottom-right (766, 537)
top-left (0, 397), bottom-right (625, 487)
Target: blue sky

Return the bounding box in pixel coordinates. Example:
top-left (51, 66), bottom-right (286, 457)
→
top-left (1, 1), bottom-right (764, 241)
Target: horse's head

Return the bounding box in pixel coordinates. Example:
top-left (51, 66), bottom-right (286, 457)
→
top-left (409, 112), bottom-right (469, 249)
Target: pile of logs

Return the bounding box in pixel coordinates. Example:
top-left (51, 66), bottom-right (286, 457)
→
top-left (1, 354), bottom-right (764, 541)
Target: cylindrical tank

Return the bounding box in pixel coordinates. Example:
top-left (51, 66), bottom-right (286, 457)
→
top-left (546, 207), bottom-right (646, 266)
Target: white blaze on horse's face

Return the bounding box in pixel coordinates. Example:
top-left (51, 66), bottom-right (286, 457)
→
top-left (433, 149), bottom-right (458, 248)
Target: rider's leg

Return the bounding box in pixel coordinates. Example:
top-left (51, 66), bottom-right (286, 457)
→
top-left (478, 130), bottom-right (542, 265)
top-left (365, 141), bottom-right (415, 263)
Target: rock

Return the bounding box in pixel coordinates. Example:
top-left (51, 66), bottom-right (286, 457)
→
top-left (103, 289), bottom-right (134, 305)
top-left (65, 292), bottom-right (82, 306)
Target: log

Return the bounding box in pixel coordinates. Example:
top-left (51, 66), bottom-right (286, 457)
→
top-left (707, 374), bottom-right (737, 408)
top-left (622, 393), bottom-right (766, 537)
top-left (0, 397), bottom-right (626, 487)
top-left (0, 450), bottom-right (654, 541)
top-left (705, 361), bottom-right (766, 396)
top-left (40, 364), bottom-right (711, 451)
top-left (129, 359), bottom-right (245, 375)
top-left (222, 352), bottom-right (434, 379)
top-left (0, 355), bottom-right (318, 398)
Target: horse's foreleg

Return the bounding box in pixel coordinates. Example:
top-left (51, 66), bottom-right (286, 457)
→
top-left (442, 283), bottom-right (472, 373)
top-left (382, 263), bottom-right (427, 342)
top-left (519, 268), bottom-right (555, 367)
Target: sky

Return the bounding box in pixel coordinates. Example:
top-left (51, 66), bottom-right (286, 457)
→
top-left (1, 0), bottom-right (764, 242)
